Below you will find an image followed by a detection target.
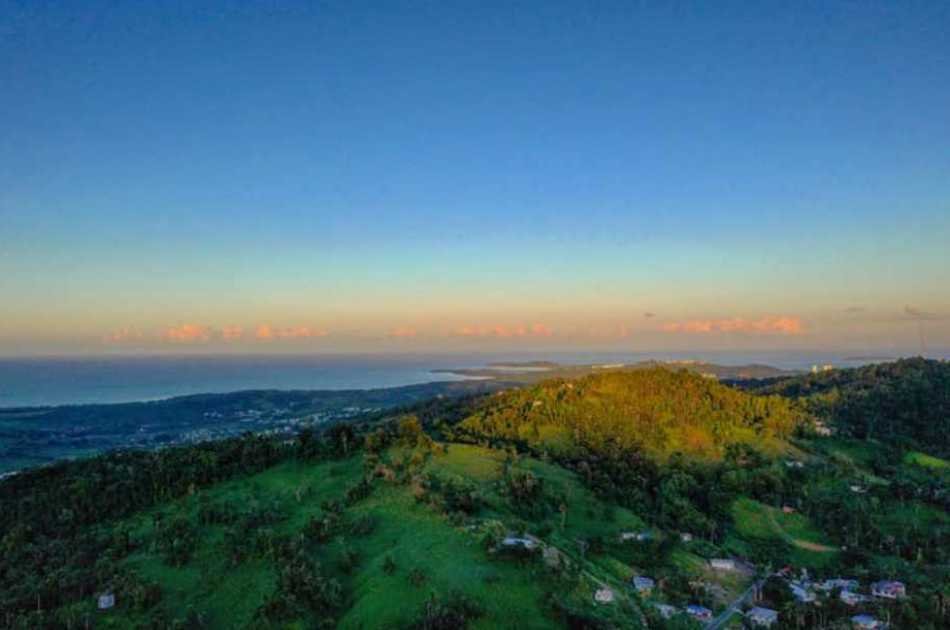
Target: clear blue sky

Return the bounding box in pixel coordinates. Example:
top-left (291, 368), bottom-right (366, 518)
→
top-left (1, 1), bottom-right (948, 355)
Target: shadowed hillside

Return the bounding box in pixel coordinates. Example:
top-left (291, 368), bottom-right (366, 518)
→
top-left (750, 358), bottom-right (950, 456)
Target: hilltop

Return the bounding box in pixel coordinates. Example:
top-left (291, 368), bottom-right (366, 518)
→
top-left (456, 369), bottom-right (800, 461)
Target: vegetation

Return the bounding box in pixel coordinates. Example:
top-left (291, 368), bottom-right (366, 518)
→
top-left (457, 369), bottom-right (801, 461)
top-left (752, 357), bottom-right (950, 456)
top-left (1, 362), bottom-right (948, 628)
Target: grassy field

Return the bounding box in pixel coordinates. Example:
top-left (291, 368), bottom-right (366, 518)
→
top-left (86, 444), bottom-right (657, 628)
top-left (728, 497), bottom-right (837, 569)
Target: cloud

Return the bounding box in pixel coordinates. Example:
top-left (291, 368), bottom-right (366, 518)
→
top-left (161, 324), bottom-right (215, 343)
top-left (162, 323), bottom-right (214, 343)
top-left (255, 324), bottom-right (328, 340)
top-left (529, 323), bottom-right (554, 337)
top-left (221, 325), bottom-right (244, 340)
top-left (389, 326), bottom-right (418, 338)
top-left (661, 316), bottom-right (804, 335)
top-left (105, 327), bottom-right (144, 343)
top-left (453, 323), bottom-right (554, 338)
top-left (904, 306), bottom-right (945, 321)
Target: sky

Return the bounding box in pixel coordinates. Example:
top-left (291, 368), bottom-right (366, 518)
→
top-left (1, 1), bottom-right (949, 356)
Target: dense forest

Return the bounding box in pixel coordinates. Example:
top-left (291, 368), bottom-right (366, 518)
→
top-left (750, 358), bottom-right (950, 456)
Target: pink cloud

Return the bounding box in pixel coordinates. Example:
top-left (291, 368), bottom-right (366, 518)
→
top-left (662, 316), bottom-right (804, 335)
top-left (530, 323), bottom-right (554, 337)
top-left (221, 325), bottom-right (244, 340)
top-left (453, 323), bottom-right (554, 338)
top-left (105, 327), bottom-right (144, 343)
top-left (256, 324), bottom-right (328, 340)
top-left (162, 323), bottom-right (214, 343)
top-left (389, 326), bottom-right (418, 338)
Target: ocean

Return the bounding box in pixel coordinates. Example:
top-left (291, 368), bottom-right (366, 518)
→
top-left (0, 350), bottom-right (939, 408)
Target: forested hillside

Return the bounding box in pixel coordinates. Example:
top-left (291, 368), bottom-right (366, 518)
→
top-left (750, 358), bottom-right (950, 455)
top-left (457, 369), bottom-right (802, 461)
top-left (1, 364), bottom-right (948, 629)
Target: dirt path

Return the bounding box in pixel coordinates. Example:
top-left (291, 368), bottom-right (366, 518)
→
top-left (766, 510), bottom-right (836, 552)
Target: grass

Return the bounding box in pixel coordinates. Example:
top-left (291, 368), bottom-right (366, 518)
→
top-left (904, 450), bottom-right (950, 470)
top-left (730, 497), bottom-right (837, 569)
top-left (107, 457), bottom-right (366, 628)
top-left (96, 445), bottom-right (652, 629)
top-left (337, 484), bottom-right (554, 629)
top-left (90, 443), bottom-right (821, 629)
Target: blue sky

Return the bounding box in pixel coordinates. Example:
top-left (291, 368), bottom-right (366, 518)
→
top-left (1, 1), bottom-right (948, 355)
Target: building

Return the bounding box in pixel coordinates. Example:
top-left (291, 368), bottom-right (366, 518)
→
top-left (816, 578), bottom-right (859, 592)
top-left (654, 603), bottom-right (678, 619)
top-left (871, 580), bottom-right (905, 599)
top-left (782, 505), bottom-right (796, 514)
top-left (620, 530), bottom-right (652, 542)
top-left (594, 587), bottom-right (615, 604)
top-left (840, 591), bottom-right (868, 606)
top-left (686, 604), bottom-right (712, 621)
top-left (709, 558), bottom-right (736, 571)
top-left (97, 592), bottom-right (115, 610)
top-left (851, 614), bottom-right (884, 629)
top-left (680, 532), bottom-right (694, 542)
top-left (501, 535), bottom-right (539, 551)
top-left (789, 583), bottom-right (816, 603)
top-left (785, 460), bottom-right (805, 469)
top-left (631, 576), bottom-right (655, 594)
top-left (746, 606), bottom-right (779, 627)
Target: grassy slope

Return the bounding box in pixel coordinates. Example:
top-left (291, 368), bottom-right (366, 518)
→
top-left (904, 450), bottom-right (950, 470)
top-left (85, 441), bottom-right (931, 628)
top-left (92, 444), bottom-right (671, 629)
top-left (727, 497), bottom-right (837, 569)
top-left (104, 457), bottom-right (367, 628)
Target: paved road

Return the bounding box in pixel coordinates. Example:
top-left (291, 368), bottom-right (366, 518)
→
top-left (705, 577), bottom-right (766, 630)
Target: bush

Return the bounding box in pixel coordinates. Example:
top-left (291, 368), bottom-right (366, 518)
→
top-left (412, 591), bottom-right (484, 630)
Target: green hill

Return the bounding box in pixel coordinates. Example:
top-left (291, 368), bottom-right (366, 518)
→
top-left (457, 369), bottom-right (801, 461)
top-left (2, 365), bottom-right (948, 629)
top-left (751, 357), bottom-right (950, 455)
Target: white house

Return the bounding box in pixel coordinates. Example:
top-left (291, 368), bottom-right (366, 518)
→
top-left (709, 558), bottom-right (736, 571)
top-left (594, 587), bottom-right (615, 604)
top-left (620, 530), bottom-right (652, 542)
top-left (871, 580), bottom-right (905, 599)
top-left (789, 583), bottom-right (816, 603)
top-left (680, 532), bottom-right (694, 542)
top-left (502, 535), bottom-right (539, 551)
top-left (631, 576), bottom-right (655, 594)
top-left (840, 591), bottom-right (868, 606)
top-left (97, 592), bottom-right (115, 610)
top-left (746, 606), bottom-right (779, 627)
top-left (654, 603), bottom-right (678, 619)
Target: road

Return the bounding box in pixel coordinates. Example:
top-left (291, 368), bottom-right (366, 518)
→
top-left (704, 577), bottom-right (766, 630)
